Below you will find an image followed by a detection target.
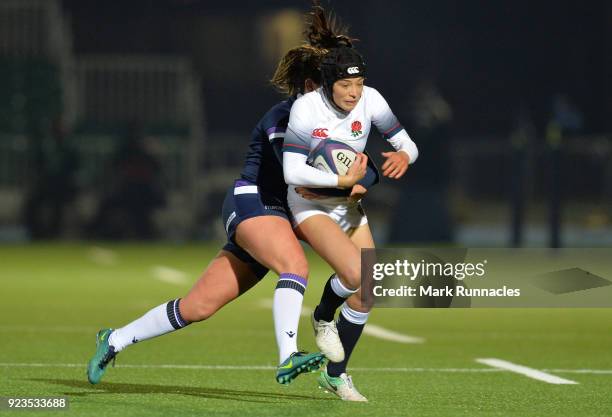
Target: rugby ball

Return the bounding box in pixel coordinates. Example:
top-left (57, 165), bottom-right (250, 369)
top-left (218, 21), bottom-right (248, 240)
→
top-left (309, 139), bottom-right (357, 175)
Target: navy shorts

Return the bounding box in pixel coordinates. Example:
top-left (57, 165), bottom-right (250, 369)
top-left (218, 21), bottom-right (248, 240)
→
top-left (221, 179), bottom-right (290, 279)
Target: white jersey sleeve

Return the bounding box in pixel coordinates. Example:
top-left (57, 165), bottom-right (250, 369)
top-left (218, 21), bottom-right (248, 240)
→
top-left (368, 87), bottom-right (419, 164)
top-left (282, 96), bottom-right (339, 187)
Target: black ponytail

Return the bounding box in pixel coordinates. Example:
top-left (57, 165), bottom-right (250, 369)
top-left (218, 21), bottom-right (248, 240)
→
top-left (305, 0), bottom-right (356, 49)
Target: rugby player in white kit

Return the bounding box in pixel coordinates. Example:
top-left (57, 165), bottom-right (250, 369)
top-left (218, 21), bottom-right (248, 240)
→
top-left (282, 45), bottom-right (418, 401)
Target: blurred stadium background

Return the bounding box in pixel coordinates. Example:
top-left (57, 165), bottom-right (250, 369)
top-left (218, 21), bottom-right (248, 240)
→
top-left (2, 3), bottom-right (612, 415)
top-left (0, 0), bottom-right (610, 247)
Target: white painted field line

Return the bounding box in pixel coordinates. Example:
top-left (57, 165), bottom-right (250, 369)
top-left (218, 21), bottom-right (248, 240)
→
top-left (258, 299), bottom-right (424, 344)
top-left (0, 363), bottom-right (273, 370)
top-left (351, 367), bottom-right (499, 373)
top-left (88, 246), bottom-right (118, 266)
top-left (151, 265), bottom-right (188, 285)
top-left (476, 358), bottom-right (578, 385)
top-left (1, 362), bottom-right (611, 375)
top-left (363, 324), bottom-right (425, 344)
top-left (0, 325), bottom-right (96, 333)
top-left (0, 363), bottom-right (497, 372)
top-left (545, 369), bottom-right (612, 375)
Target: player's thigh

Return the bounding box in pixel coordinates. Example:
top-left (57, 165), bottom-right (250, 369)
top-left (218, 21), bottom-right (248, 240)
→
top-left (348, 223), bottom-right (375, 250)
top-left (296, 214), bottom-right (361, 288)
top-left (180, 250), bottom-right (261, 322)
top-left (235, 215), bottom-right (308, 277)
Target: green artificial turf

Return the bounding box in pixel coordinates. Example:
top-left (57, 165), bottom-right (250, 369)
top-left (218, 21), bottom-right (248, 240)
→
top-left (1, 243), bottom-right (611, 416)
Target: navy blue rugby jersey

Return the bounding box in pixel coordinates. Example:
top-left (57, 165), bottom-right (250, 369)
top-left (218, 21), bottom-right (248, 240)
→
top-left (239, 96), bottom-right (297, 198)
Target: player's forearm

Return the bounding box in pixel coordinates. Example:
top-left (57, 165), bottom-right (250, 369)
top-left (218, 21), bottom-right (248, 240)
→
top-left (283, 152), bottom-right (339, 187)
top-left (387, 131), bottom-right (418, 164)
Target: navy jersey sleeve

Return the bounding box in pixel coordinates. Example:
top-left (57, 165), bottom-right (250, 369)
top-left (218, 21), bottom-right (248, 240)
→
top-left (357, 151), bottom-right (380, 189)
top-left (239, 98), bottom-right (295, 194)
top-left (266, 115), bottom-right (289, 165)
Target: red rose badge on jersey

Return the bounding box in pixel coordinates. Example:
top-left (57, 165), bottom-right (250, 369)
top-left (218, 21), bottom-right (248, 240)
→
top-left (351, 120), bottom-right (362, 137)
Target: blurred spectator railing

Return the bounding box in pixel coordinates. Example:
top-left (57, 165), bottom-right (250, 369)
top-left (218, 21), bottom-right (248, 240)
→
top-left (74, 56), bottom-right (201, 130)
top-left (0, 0), bottom-right (205, 238)
top-left (0, 0), bottom-right (70, 59)
top-left (72, 55), bottom-right (204, 189)
top-left (451, 135), bottom-right (612, 203)
top-left (70, 55), bottom-right (205, 238)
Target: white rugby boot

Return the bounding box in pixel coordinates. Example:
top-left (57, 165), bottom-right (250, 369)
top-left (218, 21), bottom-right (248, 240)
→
top-left (311, 312), bottom-right (345, 362)
top-left (318, 367), bottom-right (368, 402)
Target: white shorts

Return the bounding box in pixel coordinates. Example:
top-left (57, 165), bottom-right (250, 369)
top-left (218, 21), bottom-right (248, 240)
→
top-left (287, 187), bottom-right (368, 232)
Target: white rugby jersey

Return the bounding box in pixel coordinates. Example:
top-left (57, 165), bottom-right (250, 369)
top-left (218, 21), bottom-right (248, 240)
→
top-left (283, 85), bottom-right (418, 187)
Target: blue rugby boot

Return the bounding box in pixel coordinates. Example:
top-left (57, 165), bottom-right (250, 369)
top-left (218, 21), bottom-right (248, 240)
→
top-left (87, 328), bottom-right (117, 384)
top-left (275, 351), bottom-right (326, 385)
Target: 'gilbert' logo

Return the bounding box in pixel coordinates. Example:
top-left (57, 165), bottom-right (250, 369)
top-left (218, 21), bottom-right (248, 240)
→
top-left (312, 128), bottom-right (329, 138)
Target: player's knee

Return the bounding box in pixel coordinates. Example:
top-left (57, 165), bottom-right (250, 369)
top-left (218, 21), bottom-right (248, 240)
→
top-left (338, 264), bottom-right (361, 290)
top-left (279, 255), bottom-right (309, 279)
top-left (291, 257), bottom-right (309, 279)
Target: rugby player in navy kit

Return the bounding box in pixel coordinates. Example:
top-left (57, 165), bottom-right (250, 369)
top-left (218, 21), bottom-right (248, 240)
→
top-left (87, 3), bottom-right (379, 390)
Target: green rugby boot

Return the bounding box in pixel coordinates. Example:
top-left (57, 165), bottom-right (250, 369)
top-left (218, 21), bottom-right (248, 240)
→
top-left (318, 367), bottom-right (368, 402)
top-left (87, 328), bottom-right (117, 384)
top-left (275, 351), bottom-right (326, 385)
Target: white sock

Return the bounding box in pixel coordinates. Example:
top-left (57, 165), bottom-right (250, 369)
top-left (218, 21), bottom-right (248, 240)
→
top-left (273, 273), bottom-right (307, 364)
top-left (331, 275), bottom-right (359, 297)
top-left (108, 299), bottom-right (189, 352)
top-left (340, 303), bottom-right (370, 325)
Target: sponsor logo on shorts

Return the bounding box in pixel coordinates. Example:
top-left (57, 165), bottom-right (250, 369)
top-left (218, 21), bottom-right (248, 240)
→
top-left (264, 205), bottom-right (286, 212)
